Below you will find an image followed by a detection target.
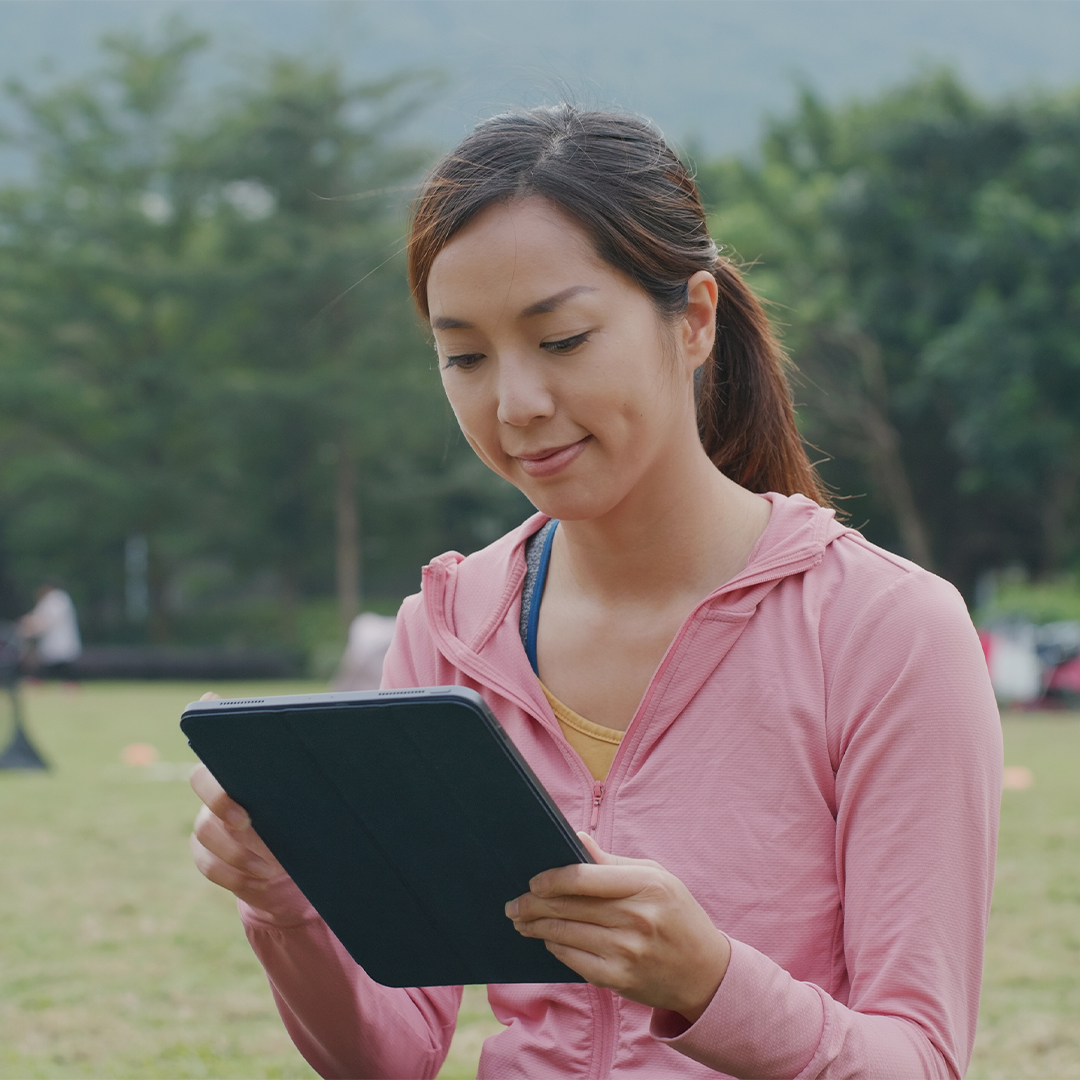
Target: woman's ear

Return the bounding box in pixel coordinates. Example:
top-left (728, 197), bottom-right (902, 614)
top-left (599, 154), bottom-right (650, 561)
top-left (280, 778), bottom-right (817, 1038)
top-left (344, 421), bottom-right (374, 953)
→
top-left (681, 270), bottom-right (718, 373)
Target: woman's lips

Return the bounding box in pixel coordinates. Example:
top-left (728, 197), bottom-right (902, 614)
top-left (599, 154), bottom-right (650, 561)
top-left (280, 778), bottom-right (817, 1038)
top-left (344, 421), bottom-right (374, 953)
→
top-left (515, 437), bottom-right (590, 478)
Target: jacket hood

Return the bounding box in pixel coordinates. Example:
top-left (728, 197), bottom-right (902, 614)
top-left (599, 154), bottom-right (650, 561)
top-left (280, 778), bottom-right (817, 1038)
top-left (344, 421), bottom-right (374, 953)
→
top-left (419, 493), bottom-right (851, 714)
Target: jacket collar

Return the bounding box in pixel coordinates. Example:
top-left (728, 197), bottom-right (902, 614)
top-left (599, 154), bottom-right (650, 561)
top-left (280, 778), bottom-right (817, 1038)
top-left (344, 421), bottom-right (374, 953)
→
top-left (421, 494), bottom-right (850, 731)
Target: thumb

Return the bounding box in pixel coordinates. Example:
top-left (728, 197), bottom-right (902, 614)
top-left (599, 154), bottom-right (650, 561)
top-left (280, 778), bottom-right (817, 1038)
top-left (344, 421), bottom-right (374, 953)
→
top-left (576, 830), bottom-right (648, 867)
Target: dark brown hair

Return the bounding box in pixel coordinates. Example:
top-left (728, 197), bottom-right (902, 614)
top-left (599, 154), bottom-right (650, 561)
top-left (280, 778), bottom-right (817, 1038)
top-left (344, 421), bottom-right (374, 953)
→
top-left (407, 105), bottom-right (828, 504)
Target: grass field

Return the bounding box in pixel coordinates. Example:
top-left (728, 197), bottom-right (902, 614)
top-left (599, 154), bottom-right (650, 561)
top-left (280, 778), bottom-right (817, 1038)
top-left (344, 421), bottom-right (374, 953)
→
top-left (0, 683), bottom-right (1077, 1079)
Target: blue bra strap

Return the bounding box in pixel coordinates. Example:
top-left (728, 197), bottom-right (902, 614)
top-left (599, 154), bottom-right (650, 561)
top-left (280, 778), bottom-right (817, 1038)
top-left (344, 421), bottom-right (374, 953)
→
top-left (525, 521), bottom-right (558, 675)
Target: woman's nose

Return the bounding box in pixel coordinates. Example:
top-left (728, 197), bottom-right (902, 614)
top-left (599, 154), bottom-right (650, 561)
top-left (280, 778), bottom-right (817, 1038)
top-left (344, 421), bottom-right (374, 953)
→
top-left (495, 357), bottom-right (555, 427)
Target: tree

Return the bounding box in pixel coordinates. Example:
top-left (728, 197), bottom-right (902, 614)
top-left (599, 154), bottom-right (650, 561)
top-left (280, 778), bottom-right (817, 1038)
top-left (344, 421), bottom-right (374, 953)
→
top-left (0, 25), bottom-right (530, 646)
top-left (698, 72), bottom-right (1080, 594)
top-left (171, 56), bottom-right (443, 632)
top-left (0, 24), bottom-right (220, 639)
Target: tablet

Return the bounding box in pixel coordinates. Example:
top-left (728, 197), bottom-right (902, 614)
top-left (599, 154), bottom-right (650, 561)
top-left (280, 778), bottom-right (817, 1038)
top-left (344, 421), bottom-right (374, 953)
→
top-left (181, 687), bottom-right (591, 987)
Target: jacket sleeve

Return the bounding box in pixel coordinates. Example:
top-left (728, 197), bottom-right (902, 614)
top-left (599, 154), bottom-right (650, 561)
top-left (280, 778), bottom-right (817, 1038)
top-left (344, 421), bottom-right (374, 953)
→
top-left (240, 593), bottom-right (464, 1080)
top-left (651, 569), bottom-right (1003, 1079)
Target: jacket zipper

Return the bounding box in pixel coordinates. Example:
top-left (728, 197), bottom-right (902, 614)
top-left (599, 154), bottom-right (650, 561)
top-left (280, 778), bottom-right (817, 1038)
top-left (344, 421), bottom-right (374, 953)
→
top-left (590, 985), bottom-right (616, 1080)
top-left (589, 781), bottom-right (604, 832)
top-left (586, 779), bottom-right (615, 1079)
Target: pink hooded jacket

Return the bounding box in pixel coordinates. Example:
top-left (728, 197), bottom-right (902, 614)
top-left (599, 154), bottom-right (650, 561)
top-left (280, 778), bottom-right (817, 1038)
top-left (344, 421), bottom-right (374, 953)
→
top-left (239, 493), bottom-right (1002, 1079)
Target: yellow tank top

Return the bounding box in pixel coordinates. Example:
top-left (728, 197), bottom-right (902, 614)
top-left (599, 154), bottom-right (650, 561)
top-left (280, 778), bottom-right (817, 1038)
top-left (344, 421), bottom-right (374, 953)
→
top-left (540, 682), bottom-right (623, 782)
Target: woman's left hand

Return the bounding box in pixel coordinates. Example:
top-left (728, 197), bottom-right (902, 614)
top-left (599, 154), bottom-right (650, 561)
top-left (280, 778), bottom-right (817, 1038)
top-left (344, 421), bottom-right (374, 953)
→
top-left (505, 832), bottom-right (731, 1022)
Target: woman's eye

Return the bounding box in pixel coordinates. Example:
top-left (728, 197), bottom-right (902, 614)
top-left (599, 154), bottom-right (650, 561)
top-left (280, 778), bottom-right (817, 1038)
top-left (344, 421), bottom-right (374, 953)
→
top-left (542, 332), bottom-right (590, 355)
top-left (443, 352), bottom-right (485, 370)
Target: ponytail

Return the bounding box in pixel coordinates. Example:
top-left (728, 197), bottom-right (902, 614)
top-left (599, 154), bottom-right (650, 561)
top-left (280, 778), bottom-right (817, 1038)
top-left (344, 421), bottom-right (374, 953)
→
top-left (699, 260), bottom-right (829, 503)
top-left (408, 105), bottom-right (830, 507)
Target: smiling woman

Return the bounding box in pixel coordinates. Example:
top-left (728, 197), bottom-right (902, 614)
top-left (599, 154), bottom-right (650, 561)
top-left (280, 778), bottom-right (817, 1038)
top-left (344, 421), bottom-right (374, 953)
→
top-left (429, 199), bottom-right (707, 519)
top-left (189, 105), bottom-right (1002, 1079)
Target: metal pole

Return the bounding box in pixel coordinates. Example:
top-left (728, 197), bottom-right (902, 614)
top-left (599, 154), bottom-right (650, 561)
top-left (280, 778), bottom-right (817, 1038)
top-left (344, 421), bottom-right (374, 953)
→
top-left (0, 622), bottom-right (48, 771)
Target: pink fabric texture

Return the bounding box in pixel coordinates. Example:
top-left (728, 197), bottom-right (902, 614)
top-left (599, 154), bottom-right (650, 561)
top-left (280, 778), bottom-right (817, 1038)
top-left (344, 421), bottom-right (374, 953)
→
top-left (240, 493), bottom-right (1002, 1079)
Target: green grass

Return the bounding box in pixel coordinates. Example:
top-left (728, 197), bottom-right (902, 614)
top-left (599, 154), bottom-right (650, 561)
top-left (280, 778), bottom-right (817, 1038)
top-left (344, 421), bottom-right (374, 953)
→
top-left (0, 682), bottom-right (500, 1079)
top-left (969, 713), bottom-right (1080, 1078)
top-left (0, 685), bottom-right (1076, 1078)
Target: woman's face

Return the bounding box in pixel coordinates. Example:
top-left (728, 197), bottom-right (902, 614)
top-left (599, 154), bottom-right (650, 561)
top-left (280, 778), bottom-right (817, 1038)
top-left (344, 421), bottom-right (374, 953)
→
top-left (427, 197), bottom-right (714, 521)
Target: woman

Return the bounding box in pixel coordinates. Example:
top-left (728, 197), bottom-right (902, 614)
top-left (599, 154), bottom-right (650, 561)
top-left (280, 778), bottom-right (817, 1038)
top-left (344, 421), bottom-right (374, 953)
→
top-left (190, 106), bottom-right (1001, 1079)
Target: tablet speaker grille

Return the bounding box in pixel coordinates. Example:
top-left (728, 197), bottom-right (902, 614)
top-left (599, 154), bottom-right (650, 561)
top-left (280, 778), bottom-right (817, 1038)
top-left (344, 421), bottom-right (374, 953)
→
top-left (221, 699), bottom-right (265, 705)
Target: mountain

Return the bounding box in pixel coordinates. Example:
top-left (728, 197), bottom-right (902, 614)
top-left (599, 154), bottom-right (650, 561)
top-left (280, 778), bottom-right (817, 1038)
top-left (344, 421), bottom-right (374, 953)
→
top-left (1, 0), bottom-right (1079, 170)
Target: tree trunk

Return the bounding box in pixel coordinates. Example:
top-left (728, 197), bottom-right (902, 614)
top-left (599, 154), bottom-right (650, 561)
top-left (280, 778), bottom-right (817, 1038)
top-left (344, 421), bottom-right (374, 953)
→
top-left (857, 406), bottom-right (935, 570)
top-left (279, 568), bottom-right (300, 646)
top-left (1040, 462), bottom-right (1079, 574)
top-left (336, 437), bottom-right (360, 630)
top-left (803, 327), bottom-right (935, 570)
top-left (847, 331), bottom-right (934, 570)
top-left (146, 536), bottom-right (171, 644)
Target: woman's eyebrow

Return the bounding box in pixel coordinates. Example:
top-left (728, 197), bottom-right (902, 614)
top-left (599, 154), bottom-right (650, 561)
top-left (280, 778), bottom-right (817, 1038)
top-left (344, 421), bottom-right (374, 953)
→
top-left (431, 315), bottom-right (471, 330)
top-left (430, 285), bottom-right (597, 331)
top-left (519, 285), bottom-right (597, 319)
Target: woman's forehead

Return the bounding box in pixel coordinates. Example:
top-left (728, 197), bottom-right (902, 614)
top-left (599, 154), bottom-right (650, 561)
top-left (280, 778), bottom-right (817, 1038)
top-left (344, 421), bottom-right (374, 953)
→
top-left (427, 199), bottom-right (618, 322)
top-left (436, 198), bottom-right (595, 267)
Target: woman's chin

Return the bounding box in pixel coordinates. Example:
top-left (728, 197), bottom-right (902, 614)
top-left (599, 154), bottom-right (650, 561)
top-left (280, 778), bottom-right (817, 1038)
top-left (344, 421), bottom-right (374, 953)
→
top-left (520, 487), bottom-right (624, 524)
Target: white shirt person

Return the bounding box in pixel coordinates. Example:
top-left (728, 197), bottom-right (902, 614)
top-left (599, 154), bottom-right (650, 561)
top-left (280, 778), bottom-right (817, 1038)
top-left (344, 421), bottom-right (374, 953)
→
top-left (20, 584), bottom-right (81, 669)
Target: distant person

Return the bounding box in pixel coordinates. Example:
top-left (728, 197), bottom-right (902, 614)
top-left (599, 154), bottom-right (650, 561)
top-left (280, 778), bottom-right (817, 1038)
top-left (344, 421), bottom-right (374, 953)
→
top-left (191, 106), bottom-right (1001, 1078)
top-left (333, 612), bottom-right (397, 691)
top-left (19, 580), bottom-right (81, 679)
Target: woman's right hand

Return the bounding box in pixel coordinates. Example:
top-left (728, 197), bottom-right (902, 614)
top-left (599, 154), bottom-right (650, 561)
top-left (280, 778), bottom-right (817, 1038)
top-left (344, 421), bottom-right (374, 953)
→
top-left (189, 760), bottom-right (289, 913)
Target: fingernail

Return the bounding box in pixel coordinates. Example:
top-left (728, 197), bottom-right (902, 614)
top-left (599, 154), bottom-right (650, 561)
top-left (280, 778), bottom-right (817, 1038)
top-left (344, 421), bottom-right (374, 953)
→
top-left (227, 808), bottom-right (250, 830)
top-left (505, 899), bottom-right (519, 918)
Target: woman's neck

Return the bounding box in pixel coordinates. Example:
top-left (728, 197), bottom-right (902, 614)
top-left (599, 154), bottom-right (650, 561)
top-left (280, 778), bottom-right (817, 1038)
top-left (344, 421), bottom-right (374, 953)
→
top-left (553, 446), bottom-right (772, 611)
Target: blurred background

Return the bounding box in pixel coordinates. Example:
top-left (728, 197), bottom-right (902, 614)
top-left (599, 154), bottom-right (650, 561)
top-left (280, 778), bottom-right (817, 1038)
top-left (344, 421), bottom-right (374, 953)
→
top-left (1, 2), bottom-right (1079, 1078)
top-left (2, 0), bottom-right (1080, 671)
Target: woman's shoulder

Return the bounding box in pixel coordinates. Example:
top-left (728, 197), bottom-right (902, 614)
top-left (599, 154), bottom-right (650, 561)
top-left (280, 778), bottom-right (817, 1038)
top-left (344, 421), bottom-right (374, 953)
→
top-left (755, 494), bottom-right (976, 673)
top-left (424, 512), bottom-right (547, 603)
top-left (769, 510), bottom-right (999, 766)
top-left (393, 513), bottom-right (549, 647)
top-left (809, 528), bottom-right (990, 722)
top-left (822, 525), bottom-right (969, 628)
top-left (762, 492), bottom-right (966, 625)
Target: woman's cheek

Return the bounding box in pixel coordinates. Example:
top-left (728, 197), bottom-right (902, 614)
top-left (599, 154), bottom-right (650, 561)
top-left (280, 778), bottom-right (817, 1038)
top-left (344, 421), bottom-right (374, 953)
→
top-left (441, 380), bottom-right (480, 439)
top-left (455, 419), bottom-right (519, 487)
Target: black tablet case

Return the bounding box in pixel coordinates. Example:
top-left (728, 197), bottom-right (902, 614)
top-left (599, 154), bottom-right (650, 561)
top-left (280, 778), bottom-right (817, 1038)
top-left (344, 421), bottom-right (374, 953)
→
top-left (180, 688), bottom-right (590, 987)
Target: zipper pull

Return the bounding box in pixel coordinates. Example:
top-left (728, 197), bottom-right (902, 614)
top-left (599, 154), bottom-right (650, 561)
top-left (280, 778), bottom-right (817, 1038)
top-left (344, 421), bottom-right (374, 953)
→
top-left (589, 781), bottom-right (604, 832)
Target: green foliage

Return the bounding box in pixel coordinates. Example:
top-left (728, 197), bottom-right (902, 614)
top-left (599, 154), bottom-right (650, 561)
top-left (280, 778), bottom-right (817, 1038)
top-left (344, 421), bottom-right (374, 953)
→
top-left (5, 38), bottom-right (1080, 637)
top-left (0, 25), bottom-right (530, 645)
top-left (976, 574), bottom-right (1080, 627)
top-left (699, 71), bottom-right (1080, 595)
